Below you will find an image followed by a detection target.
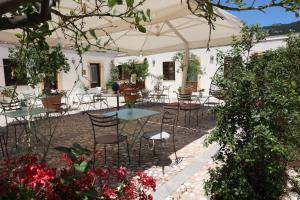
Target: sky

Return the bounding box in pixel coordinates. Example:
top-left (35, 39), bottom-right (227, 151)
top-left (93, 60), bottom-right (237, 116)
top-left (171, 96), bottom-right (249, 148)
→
top-left (227, 2), bottom-right (299, 26)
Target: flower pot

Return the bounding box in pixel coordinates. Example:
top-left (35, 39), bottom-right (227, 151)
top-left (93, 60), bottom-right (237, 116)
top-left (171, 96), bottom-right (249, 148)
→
top-left (123, 87), bottom-right (137, 102)
top-left (41, 95), bottom-right (62, 110)
top-left (0, 94), bottom-right (12, 103)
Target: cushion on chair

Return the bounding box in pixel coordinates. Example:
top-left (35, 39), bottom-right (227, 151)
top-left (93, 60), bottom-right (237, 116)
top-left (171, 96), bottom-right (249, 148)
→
top-left (95, 134), bottom-right (127, 144)
top-left (143, 131), bottom-right (170, 140)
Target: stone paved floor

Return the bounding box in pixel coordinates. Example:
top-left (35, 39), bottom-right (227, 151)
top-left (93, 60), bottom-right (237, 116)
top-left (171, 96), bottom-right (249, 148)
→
top-left (0, 102), bottom-right (216, 199)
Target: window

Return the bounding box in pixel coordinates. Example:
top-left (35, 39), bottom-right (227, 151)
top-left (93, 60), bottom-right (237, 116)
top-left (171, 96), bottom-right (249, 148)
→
top-left (163, 61), bottom-right (175, 80)
top-left (3, 59), bottom-right (27, 86)
top-left (118, 65), bottom-right (130, 80)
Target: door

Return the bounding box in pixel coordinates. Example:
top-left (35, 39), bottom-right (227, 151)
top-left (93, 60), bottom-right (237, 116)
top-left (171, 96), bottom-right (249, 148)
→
top-left (90, 63), bottom-right (101, 88)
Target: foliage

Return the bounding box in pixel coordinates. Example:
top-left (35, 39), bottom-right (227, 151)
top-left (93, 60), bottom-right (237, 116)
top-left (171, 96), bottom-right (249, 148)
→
top-left (0, 143), bottom-right (156, 200)
top-left (8, 23), bottom-right (70, 95)
top-left (0, 87), bottom-right (18, 98)
top-left (123, 58), bottom-right (149, 84)
top-left (106, 61), bottom-right (119, 89)
top-left (262, 20), bottom-right (300, 36)
top-left (204, 25), bottom-right (300, 199)
top-left (125, 99), bottom-right (136, 108)
top-left (173, 51), bottom-right (202, 81)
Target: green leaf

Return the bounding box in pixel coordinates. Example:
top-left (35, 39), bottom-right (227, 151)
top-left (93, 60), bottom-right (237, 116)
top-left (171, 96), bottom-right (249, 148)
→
top-left (89, 29), bottom-right (97, 40)
top-left (74, 161), bottom-right (88, 173)
top-left (137, 25), bottom-right (146, 33)
top-left (54, 146), bottom-right (70, 153)
top-left (15, 33), bottom-right (23, 39)
top-left (126, 0), bottom-right (134, 7)
top-left (108, 0), bottom-right (116, 7)
top-left (85, 190), bottom-right (98, 198)
top-left (146, 9), bottom-right (151, 18)
top-left (296, 0), bottom-right (300, 6)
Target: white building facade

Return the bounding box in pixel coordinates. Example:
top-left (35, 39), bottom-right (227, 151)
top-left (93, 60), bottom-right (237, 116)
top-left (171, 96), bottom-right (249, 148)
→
top-left (0, 35), bottom-right (287, 97)
top-left (115, 35), bottom-right (287, 96)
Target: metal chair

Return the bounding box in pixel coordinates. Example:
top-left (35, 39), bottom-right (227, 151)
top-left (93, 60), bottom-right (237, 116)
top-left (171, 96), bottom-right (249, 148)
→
top-left (139, 111), bottom-right (178, 165)
top-left (0, 126), bottom-right (8, 158)
top-left (93, 88), bottom-right (109, 110)
top-left (163, 92), bottom-right (201, 126)
top-left (86, 112), bottom-right (130, 165)
top-left (1, 100), bottom-right (27, 149)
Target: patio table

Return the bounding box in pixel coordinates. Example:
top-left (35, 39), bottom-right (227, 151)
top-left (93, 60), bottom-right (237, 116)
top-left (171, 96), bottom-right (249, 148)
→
top-left (100, 92), bottom-right (122, 110)
top-left (2, 107), bottom-right (54, 119)
top-left (1, 107), bottom-right (55, 147)
top-left (103, 108), bottom-right (160, 149)
top-left (76, 92), bottom-right (97, 111)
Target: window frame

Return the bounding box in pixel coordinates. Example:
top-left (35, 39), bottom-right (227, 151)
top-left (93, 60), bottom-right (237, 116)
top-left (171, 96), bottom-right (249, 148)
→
top-left (162, 61), bottom-right (175, 81)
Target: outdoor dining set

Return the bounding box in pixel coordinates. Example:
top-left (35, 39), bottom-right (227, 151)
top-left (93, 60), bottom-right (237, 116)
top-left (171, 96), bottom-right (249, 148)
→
top-left (0, 86), bottom-right (219, 166)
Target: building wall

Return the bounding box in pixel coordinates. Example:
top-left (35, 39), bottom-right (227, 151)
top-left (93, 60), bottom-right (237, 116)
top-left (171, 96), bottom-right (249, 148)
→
top-left (115, 35), bottom-right (287, 96)
top-left (0, 44), bottom-right (115, 95)
top-left (0, 35), bottom-right (287, 97)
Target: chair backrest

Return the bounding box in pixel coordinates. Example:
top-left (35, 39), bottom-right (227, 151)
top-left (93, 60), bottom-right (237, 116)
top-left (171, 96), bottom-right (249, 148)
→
top-left (86, 113), bottom-right (119, 142)
top-left (1, 100), bottom-right (22, 112)
top-left (161, 111), bottom-right (177, 133)
top-left (177, 93), bottom-right (192, 104)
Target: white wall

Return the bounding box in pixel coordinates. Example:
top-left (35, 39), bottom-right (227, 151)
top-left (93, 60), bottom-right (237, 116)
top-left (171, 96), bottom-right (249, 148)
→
top-left (61, 50), bottom-right (115, 94)
top-left (0, 44), bottom-right (115, 95)
top-left (115, 52), bottom-right (182, 94)
top-left (0, 35), bottom-right (287, 97)
top-left (115, 35), bottom-right (287, 96)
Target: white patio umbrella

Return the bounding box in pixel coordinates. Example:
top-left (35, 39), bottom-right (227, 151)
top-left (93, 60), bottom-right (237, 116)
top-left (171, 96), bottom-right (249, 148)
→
top-left (0, 0), bottom-right (242, 88)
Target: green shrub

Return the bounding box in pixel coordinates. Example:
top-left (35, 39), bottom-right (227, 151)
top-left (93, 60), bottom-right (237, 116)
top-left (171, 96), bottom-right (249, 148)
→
top-left (205, 25), bottom-right (300, 200)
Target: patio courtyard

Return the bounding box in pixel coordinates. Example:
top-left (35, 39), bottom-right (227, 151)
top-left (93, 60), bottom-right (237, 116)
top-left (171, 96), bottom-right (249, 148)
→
top-left (0, 100), bottom-right (217, 200)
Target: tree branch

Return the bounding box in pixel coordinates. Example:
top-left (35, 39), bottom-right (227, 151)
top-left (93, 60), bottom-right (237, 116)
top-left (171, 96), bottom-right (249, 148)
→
top-left (0, 0), bottom-right (39, 15)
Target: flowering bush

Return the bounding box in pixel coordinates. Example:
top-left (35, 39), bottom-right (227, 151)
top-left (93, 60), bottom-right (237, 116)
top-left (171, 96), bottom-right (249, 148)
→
top-left (0, 143), bottom-right (156, 200)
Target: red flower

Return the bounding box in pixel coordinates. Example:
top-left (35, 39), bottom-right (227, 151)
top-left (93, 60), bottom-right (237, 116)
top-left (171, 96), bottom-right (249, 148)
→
top-left (136, 171), bottom-right (156, 191)
top-left (96, 167), bottom-right (109, 179)
top-left (115, 166), bottom-right (127, 180)
top-left (61, 153), bottom-right (73, 166)
top-left (103, 185), bottom-right (117, 199)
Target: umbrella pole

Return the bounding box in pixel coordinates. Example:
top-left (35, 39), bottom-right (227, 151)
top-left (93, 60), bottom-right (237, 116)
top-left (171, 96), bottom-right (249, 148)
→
top-left (165, 21), bottom-right (190, 94)
top-left (181, 46), bottom-right (189, 93)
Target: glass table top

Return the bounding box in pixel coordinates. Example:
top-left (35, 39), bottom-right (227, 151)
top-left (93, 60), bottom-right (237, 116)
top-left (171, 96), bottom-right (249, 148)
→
top-left (103, 108), bottom-right (160, 121)
top-left (1, 107), bottom-right (54, 118)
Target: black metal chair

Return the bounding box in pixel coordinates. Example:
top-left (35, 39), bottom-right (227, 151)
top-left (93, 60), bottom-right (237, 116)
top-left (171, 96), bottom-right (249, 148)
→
top-left (86, 112), bottom-right (130, 165)
top-left (0, 126), bottom-right (8, 158)
top-left (163, 92), bottom-right (201, 125)
top-left (139, 111), bottom-right (178, 165)
top-left (1, 100), bottom-right (27, 149)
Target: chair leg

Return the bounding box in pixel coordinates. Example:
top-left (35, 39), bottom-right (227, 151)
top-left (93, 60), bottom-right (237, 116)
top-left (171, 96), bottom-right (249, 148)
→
top-left (152, 140), bottom-right (156, 156)
top-left (172, 135), bottom-right (178, 162)
top-left (126, 139), bottom-right (131, 164)
top-left (117, 143), bottom-right (120, 166)
top-left (14, 126), bottom-right (17, 149)
top-left (93, 144), bottom-right (96, 165)
top-left (104, 145), bottom-right (107, 164)
top-left (197, 109), bottom-right (199, 126)
top-left (0, 136), bottom-right (4, 157)
top-left (138, 137), bottom-right (142, 166)
top-left (189, 110), bottom-right (191, 125)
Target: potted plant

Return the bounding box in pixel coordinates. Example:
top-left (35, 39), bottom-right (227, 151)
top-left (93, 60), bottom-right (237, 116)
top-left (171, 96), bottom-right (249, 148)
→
top-left (9, 23), bottom-right (70, 110)
top-left (125, 99), bottom-right (135, 114)
top-left (173, 51), bottom-right (202, 94)
top-left (0, 87), bottom-right (18, 103)
top-left (121, 58), bottom-right (149, 102)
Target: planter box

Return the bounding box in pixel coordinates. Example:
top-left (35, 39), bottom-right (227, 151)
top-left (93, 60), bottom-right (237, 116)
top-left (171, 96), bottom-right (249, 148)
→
top-left (41, 95), bottom-right (62, 110)
top-left (0, 94), bottom-right (12, 103)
